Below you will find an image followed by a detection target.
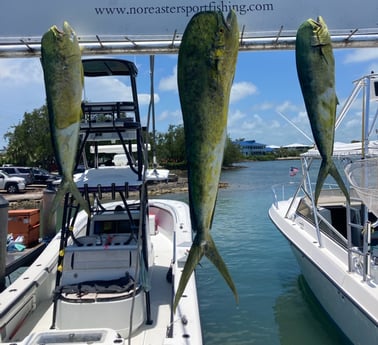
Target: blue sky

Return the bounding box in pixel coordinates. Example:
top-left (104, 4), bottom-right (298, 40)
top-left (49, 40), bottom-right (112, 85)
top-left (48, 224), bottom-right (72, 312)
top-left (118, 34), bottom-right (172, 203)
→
top-left (0, 47), bottom-right (377, 149)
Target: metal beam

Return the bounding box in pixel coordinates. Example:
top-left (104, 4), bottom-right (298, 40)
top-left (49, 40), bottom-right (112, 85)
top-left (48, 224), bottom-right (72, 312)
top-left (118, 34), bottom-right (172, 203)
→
top-left (0, 34), bottom-right (377, 58)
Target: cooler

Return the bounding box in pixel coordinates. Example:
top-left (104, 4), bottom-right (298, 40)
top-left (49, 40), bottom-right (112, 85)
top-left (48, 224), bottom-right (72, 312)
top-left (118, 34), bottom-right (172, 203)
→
top-left (8, 209), bottom-right (40, 246)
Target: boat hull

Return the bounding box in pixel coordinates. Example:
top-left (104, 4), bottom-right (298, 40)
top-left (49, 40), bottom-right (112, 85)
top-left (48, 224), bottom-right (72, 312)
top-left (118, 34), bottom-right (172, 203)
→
top-left (269, 202), bottom-right (378, 345)
top-left (290, 244), bottom-right (377, 345)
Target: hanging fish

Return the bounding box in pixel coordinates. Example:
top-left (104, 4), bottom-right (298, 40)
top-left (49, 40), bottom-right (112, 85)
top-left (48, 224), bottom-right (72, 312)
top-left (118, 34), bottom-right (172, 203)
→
top-left (41, 21), bottom-right (90, 214)
top-left (174, 10), bottom-right (239, 311)
top-left (296, 16), bottom-right (349, 204)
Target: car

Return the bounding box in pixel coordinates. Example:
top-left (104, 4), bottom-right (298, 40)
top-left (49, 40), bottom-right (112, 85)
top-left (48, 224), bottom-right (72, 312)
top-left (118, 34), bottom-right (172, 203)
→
top-left (0, 170), bottom-right (26, 193)
top-left (31, 167), bottom-right (60, 184)
top-left (1, 166), bottom-right (34, 185)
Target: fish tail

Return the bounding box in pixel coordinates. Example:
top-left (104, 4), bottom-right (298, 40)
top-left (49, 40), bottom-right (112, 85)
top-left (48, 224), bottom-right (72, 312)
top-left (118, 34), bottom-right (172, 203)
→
top-left (315, 160), bottom-right (349, 204)
top-left (204, 236), bottom-right (239, 303)
top-left (173, 234), bottom-right (238, 312)
top-left (51, 183), bottom-right (67, 215)
top-left (52, 179), bottom-right (91, 215)
top-left (329, 161), bottom-right (350, 203)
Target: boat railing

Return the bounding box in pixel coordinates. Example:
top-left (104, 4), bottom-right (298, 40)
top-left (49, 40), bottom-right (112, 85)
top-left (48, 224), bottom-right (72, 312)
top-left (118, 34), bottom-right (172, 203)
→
top-left (345, 192), bottom-right (378, 282)
top-left (271, 182), bottom-right (339, 209)
top-left (271, 182), bottom-right (302, 208)
top-left (294, 196), bottom-right (349, 248)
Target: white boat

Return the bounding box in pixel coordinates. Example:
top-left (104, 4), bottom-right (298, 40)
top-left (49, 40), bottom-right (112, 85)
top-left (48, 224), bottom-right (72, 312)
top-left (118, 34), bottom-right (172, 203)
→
top-left (269, 73), bottom-right (378, 344)
top-left (0, 58), bottom-right (202, 345)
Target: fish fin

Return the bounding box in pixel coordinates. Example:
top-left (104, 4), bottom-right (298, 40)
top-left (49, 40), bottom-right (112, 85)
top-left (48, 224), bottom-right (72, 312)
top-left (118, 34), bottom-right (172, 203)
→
top-left (314, 160), bottom-right (328, 204)
top-left (329, 161), bottom-right (350, 204)
top-left (173, 236), bottom-right (204, 312)
top-left (173, 234), bottom-right (238, 312)
top-left (315, 160), bottom-right (349, 204)
top-left (52, 179), bottom-right (91, 215)
top-left (51, 182), bottom-right (67, 215)
top-left (68, 180), bottom-right (91, 215)
top-left (204, 236), bottom-right (239, 304)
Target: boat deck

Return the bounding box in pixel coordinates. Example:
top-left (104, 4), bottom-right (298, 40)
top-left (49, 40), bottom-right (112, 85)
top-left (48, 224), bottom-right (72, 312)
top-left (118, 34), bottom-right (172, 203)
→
top-left (6, 243), bottom-right (46, 276)
top-left (11, 232), bottom-right (173, 345)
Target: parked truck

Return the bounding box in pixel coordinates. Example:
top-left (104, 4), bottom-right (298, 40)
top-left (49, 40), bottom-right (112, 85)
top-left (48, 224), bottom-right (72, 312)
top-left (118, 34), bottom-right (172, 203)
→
top-left (0, 170), bottom-right (26, 193)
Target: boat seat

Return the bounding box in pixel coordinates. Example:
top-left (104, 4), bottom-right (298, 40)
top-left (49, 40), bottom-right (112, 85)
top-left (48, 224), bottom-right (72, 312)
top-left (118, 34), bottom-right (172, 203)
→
top-left (73, 234), bottom-right (137, 247)
top-left (60, 237), bottom-right (139, 286)
top-left (56, 274), bottom-right (140, 302)
top-left (74, 235), bottom-right (100, 246)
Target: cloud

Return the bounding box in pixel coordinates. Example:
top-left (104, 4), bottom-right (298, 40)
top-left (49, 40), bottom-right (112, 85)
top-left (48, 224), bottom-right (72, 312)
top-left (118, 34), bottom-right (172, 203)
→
top-left (157, 68), bottom-right (258, 103)
top-left (0, 58), bottom-right (42, 85)
top-left (138, 93), bottom-right (160, 106)
top-left (84, 77), bottom-right (134, 102)
top-left (157, 109), bottom-right (182, 124)
top-left (228, 109), bottom-right (247, 127)
top-left (84, 77), bottom-right (159, 106)
top-left (343, 48), bottom-right (378, 64)
top-left (158, 66), bottom-right (177, 92)
top-left (230, 81), bottom-right (257, 103)
top-left (275, 100), bottom-right (300, 114)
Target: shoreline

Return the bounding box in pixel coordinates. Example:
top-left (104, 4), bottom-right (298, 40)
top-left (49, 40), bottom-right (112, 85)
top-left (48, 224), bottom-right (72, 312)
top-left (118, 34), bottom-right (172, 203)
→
top-left (1, 179), bottom-right (229, 210)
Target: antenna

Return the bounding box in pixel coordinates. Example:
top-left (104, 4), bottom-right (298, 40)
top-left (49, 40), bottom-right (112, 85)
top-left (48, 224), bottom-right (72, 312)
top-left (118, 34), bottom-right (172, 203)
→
top-left (276, 111), bottom-right (313, 144)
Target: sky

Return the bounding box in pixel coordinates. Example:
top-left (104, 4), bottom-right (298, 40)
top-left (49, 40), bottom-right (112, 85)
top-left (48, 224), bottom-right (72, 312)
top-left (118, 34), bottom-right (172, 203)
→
top-left (0, 47), bottom-right (377, 150)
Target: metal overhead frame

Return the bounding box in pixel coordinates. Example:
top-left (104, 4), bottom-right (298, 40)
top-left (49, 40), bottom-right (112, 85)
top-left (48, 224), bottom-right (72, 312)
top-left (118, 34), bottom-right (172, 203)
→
top-left (0, 26), bottom-right (377, 58)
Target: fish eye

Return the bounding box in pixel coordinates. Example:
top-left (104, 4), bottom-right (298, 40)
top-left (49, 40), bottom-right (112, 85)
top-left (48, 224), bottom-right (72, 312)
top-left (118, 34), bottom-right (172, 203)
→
top-left (219, 28), bottom-right (224, 34)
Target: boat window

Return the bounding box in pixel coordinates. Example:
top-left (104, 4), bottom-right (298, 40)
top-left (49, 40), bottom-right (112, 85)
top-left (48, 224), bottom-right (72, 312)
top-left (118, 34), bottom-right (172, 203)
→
top-left (93, 219), bottom-right (139, 234)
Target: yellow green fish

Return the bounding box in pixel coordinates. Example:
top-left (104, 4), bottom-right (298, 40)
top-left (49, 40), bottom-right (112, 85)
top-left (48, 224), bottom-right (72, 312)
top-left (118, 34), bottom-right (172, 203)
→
top-left (174, 10), bottom-right (239, 311)
top-left (296, 16), bottom-right (349, 204)
top-left (41, 22), bottom-right (90, 214)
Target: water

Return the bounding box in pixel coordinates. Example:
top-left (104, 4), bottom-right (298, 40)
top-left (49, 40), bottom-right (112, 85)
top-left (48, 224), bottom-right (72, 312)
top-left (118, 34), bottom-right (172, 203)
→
top-left (165, 160), bottom-right (351, 345)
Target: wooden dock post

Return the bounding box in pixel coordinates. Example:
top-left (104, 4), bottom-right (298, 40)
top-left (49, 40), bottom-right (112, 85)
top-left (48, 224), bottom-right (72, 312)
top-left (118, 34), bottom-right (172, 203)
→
top-left (0, 196), bottom-right (9, 292)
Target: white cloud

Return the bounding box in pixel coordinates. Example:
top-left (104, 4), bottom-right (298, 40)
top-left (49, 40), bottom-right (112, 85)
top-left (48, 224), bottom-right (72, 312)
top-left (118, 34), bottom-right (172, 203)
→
top-left (254, 102), bottom-right (274, 111)
top-left (0, 58), bottom-right (42, 85)
top-left (228, 109), bottom-right (247, 127)
top-left (343, 48), bottom-right (378, 64)
top-left (138, 93), bottom-right (160, 106)
top-left (157, 109), bottom-right (182, 124)
top-left (230, 81), bottom-right (257, 103)
top-left (158, 66), bottom-right (177, 92)
top-left (275, 100), bottom-right (300, 114)
top-left (84, 77), bottom-right (133, 102)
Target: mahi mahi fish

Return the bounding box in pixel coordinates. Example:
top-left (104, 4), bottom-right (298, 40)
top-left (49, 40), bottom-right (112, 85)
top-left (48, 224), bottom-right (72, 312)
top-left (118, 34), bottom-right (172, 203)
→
top-left (174, 10), bottom-right (239, 311)
top-left (41, 22), bottom-right (90, 214)
top-left (295, 16), bottom-right (349, 204)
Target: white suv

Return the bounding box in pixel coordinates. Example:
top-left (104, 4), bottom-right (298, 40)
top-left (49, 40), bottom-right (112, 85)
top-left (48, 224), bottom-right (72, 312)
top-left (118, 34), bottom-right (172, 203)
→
top-left (0, 171), bottom-right (26, 193)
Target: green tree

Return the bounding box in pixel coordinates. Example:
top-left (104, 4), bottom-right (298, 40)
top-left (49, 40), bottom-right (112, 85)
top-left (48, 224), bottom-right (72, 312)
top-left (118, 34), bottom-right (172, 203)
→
top-left (155, 124), bottom-right (186, 166)
top-left (4, 105), bottom-right (54, 169)
top-left (155, 124), bottom-right (242, 168)
top-left (223, 136), bottom-right (243, 166)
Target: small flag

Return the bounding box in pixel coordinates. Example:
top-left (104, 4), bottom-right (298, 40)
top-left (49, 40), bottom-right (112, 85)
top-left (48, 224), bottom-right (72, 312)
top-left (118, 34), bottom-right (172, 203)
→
top-left (289, 166), bottom-right (299, 177)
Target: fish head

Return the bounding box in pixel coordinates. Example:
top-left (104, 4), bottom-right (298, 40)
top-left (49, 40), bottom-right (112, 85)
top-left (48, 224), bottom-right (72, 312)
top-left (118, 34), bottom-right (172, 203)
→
top-left (308, 16), bottom-right (331, 47)
top-left (41, 21), bottom-right (83, 129)
top-left (211, 11), bottom-right (239, 71)
top-left (180, 11), bottom-right (239, 73)
top-left (42, 21), bottom-right (79, 54)
top-left (214, 10), bottom-right (239, 53)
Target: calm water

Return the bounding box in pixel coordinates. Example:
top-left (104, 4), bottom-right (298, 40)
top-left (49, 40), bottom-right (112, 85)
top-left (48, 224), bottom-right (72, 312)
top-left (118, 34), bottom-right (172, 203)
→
top-left (166, 160), bottom-right (351, 345)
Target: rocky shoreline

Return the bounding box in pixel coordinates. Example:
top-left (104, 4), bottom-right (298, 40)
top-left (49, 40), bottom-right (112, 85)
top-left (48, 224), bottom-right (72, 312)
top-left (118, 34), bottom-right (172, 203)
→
top-left (1, 178), bottom-right (229, 210)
